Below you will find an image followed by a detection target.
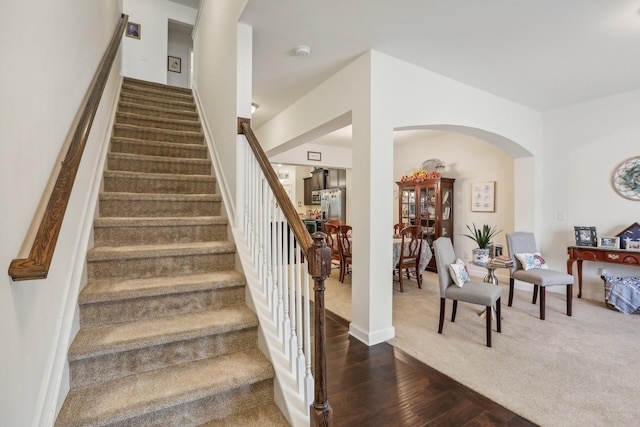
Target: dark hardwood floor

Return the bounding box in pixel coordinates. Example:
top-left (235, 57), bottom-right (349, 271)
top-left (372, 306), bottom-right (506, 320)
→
top-left (324, 311), bottom-right (538, 427)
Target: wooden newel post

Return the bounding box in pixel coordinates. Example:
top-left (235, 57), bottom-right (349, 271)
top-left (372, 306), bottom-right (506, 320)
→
top-left (308, 231), bottom-right (333, 427)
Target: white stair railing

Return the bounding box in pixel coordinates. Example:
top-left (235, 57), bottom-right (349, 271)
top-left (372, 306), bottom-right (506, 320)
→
top-left (237, 119), bottom-right (332, 426)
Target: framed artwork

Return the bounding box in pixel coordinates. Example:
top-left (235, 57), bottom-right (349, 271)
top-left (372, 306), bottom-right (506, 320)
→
top-left (597, 236), bottom-right (619, 249)
top-left (307, 151), bottom-right (321, 161)
top-left (126, 22), bottom-right (141, 39)
top-left (168, 56), bottom-right (181, 73)
top-left (615, 222), bottom-right (640, 250)
top-left (574, 226), bottom-right (597, 247)
top-left (471, 181), bottom-right (495, 212)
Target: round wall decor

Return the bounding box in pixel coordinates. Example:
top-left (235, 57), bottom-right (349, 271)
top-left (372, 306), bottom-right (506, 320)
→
top-left (613, 156), bottom-right (640, 200)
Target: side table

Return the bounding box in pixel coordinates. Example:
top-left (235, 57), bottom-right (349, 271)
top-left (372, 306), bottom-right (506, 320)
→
top-left (473, 262), bottom-right (506, 319)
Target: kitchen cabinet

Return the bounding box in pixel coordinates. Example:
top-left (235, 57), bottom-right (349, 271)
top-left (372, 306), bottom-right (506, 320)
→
top-left (397, 177), bottom-right (455, 271)
top-left (303, 177), bottom-right (312, 205)
top-left (327, 169), bottom-right (346, 188)
top-left (311, 169), bottom-right (327, 190)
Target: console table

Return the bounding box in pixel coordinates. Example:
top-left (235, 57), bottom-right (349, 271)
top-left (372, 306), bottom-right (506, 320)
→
top-left (567, 246), bottom-right (640, 298)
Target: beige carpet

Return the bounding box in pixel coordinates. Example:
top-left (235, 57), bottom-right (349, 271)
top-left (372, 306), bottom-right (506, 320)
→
top-left (321, 270), bottom-right (640, 427)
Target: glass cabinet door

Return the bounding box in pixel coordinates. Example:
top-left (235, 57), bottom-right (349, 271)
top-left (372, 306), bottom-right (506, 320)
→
top-left (440, 186), bottom-right (453, 239)
top-left (419, 185), bottom-right (437, 245)
top-left (400, 188), bottom-right (415, 226)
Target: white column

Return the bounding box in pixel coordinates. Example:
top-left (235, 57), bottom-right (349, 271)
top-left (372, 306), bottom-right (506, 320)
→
top-left (348, 109), bottom-right (395, 345)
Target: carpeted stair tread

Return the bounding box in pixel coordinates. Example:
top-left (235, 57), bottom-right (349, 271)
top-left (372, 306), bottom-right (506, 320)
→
top-left (113, 123), bottom-right (204, 144)
top-left (116, 111), bottom-right (201, 132)
top-left (121, 82), bottom-right (194, 102)
top-left (123, 76), bottom-right (193, 95)
top-left (87, 241), bottom-right (235, 261)
top-left (68, 305), bottom-right (257, 360)
top-left (100, 191), bottom-right (221, 202)
top-left (80, 271), bottom-right (245, 304)
top-left (198, 403), bottom-right (288, 426)
top-left (110, 136), bottom-right (209, 158)
top-left (103, 169), bottom-right (216, 183)
top-left (92, 215), bottom-right (227, 245)
top-left (119, 93), bottom-right (196, 112)
top-left (93, 216), bottom-right (226, 230)
top-left (107, 151), bottom-right (212, 175)
top-left (55, 348), bottom-right (274, 427)
top-left (118, 100), bottom-right (200, 121)
top-left (102, 170), bottom-right (216, 195)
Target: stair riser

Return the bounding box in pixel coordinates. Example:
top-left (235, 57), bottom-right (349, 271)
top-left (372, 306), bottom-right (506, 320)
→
top-left (70, 327), bottom-right (257, 388)
top-left (87, 252), bottom-right (235, 281)
top-left (108, 379), bottom-right (274, 427)
top-left (79, 286), bottom-right (244, 327)
top-left (121, 86), bottom-right (194, 103)
top-left (118, 103), bottom-right (199, 121)
top-left (94, 223), bottom-right (227, 246)
top-left (119, 94), bottom-right (195, 112)
top-left (116, 114), bottom-right (201, 133)
top-left (113, 126), bottom-right (204, 145)
top-left (111, 139), bottom-right (208, 159)
top-left (103, 175), bottom-right (216, 194)
top-left (108, 156), bottom-right (212, 175)
top-left (100, 199), bottom-right (221, 217)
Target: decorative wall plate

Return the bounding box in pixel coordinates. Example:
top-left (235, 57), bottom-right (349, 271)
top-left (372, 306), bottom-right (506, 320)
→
top-left (613, 157), bottom-right (640, 200)
top-left (420, 158), bottom-right (442, 172)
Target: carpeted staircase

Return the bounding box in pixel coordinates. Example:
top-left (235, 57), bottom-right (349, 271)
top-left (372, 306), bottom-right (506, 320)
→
top-left (55, 77), bottom-right (288, 426)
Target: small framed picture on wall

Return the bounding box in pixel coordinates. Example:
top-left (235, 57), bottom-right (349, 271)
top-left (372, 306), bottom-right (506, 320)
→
top-left (168, 56), bottom-right (181, 73)
top-left (471, 181), bottom-right (495, 212)
top-left (126, 22), bottom-right (141, 39)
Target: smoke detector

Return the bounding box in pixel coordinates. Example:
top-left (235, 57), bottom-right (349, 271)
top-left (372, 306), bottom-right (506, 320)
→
top-left (294, 45), bottom-right (311, 57)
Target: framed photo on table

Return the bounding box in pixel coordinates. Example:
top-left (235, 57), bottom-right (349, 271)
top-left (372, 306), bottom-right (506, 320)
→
top-left (597, 236), bottom-right (619, 249)
top-left (574, 226), bottom-right (597, 247)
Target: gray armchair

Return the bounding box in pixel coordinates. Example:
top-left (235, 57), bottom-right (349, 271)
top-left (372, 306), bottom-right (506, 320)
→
top-left (506, 232), bottom-right (573, 320)
top-left (433, 237), bottom-right (502, 347)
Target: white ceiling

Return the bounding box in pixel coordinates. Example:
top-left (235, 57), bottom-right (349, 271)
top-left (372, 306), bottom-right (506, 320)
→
top-left (240, 0), bottom-right (640, 132)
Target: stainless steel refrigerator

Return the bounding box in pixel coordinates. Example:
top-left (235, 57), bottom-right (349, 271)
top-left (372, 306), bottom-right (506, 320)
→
top-left (320, 188), bottom-right (346, 223)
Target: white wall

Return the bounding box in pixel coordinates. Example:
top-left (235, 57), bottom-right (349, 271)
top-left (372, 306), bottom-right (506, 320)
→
top-left (0, 1), bottom-right (122, 425)
top-left (122, 0), bottom-right (197, 84)
top-left (542, 89), bottom-right (640, 300)
top-left (393, 132), bottom-right (515, 278)
top-left (167, 27), bottom-right (192, 88)
top-left (192, 0), bottom-right (249, 217)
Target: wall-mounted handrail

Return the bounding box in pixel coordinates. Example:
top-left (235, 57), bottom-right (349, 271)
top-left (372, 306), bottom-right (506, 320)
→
top-left (239, 118), bottom-right (333, 426)
top-left (9, 14), bottom-right (129, 281)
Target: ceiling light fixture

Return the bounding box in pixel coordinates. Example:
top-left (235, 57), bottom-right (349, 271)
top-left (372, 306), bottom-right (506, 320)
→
top-left (251, 103), bottom-right (258, 113)
top-left (294, 45), bottom-right (311, 57)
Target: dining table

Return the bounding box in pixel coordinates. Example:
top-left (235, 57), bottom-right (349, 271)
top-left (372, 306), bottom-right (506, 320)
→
top-left (392, 237), bottom-right (433, 276)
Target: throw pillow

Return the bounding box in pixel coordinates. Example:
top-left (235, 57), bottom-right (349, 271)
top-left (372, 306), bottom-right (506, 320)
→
top-left (515, 252), bottom-right (549, 271)
top-left (449, 258), bottom-right (469, 287)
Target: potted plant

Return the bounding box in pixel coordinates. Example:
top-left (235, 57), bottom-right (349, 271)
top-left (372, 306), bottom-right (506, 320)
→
top-left (462, 223), bottom-right (502, 264)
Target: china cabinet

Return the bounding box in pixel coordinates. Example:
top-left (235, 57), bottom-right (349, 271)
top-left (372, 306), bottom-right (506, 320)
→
top-left (397, 177), bottom-right (455, 271)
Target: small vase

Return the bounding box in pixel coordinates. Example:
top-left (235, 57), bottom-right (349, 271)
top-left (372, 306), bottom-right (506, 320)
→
top-left (472, 248), bottom-right (490, 264)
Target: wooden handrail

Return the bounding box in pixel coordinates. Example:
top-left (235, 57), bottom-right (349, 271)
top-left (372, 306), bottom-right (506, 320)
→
top-left (239, 118), bottom-right (333, 426)
top-left (9, 14), bottom-right (129, 281)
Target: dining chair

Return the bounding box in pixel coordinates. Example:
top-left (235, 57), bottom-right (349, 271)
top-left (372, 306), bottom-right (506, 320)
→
top-left (337, 225), bottom-right (352, 283)
top-left (323, 223), bottom-right (341, 270)
top-left (506, 232), bottom-right (573, 320)
top-left (394, 225), bottom-right (423, 292)
top-left (393, 222), bottom-right (406, 236)
top-left (433, 237), bottom-right (502, 347)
